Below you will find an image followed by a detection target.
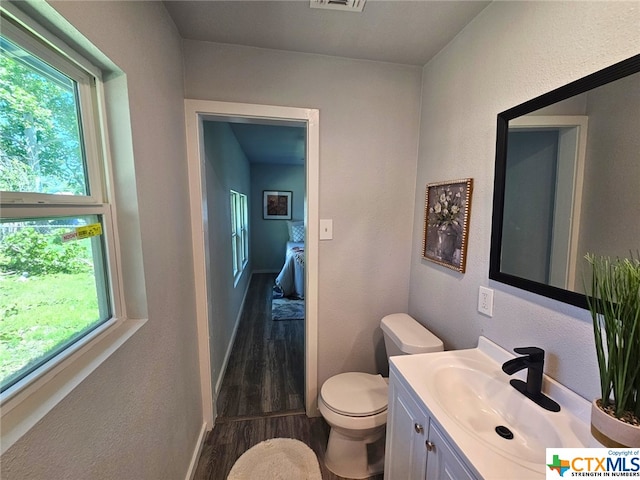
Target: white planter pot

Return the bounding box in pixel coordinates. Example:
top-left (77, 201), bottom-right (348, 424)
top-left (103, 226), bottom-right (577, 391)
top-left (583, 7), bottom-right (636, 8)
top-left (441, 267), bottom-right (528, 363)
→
top-left (591, 399), bottom-right (640, 447)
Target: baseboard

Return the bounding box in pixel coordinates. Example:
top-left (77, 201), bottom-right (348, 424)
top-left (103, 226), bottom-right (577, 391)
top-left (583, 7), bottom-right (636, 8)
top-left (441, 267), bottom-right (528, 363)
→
top-left (185, 422), bottom-right (208, 480)
top-left (213, 274), bottom-right (252, 396)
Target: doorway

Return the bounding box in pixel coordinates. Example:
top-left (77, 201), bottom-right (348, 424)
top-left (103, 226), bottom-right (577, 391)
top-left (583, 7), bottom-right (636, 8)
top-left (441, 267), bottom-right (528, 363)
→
top-left (185, 100), bottom-right (319, 429)
top-left (504, 115), bottom-right (588, 291)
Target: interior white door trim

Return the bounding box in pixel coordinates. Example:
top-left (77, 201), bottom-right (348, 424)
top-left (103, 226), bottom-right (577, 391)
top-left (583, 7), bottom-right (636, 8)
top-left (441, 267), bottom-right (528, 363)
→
top-left (184, 99), bottom-right (320, 428)
top-left (509, 115), bottom-right (588, 291)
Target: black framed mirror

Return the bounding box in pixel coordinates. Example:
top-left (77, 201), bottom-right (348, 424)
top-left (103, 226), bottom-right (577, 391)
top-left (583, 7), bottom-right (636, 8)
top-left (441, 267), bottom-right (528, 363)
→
top-left (490, 54), bottom-right (640, 309)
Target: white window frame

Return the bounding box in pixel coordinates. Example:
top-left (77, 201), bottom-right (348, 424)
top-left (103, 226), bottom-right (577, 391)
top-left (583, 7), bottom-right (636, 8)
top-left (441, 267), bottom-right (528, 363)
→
top-left (240, 194), bottom-right (248, 265)
top-left (230, 190), bottom-right (248, 285)
top-left (0, 17), bottom-right (103, 205)
top-left (0, 3), bottom-right (144, 455)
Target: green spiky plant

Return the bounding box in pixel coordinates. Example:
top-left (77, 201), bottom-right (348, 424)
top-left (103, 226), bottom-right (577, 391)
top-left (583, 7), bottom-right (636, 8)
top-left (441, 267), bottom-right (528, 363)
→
top-left (585, 254), bottom-right (640, 422)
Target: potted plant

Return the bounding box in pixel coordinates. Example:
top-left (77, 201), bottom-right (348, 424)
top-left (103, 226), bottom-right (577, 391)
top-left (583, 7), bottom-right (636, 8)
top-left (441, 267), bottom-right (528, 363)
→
top-left (585, 253), bottom-right (640, 447)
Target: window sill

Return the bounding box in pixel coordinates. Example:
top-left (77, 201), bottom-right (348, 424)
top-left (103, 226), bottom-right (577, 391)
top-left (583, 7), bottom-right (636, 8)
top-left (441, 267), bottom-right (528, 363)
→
top-left (0, 317), bottom-right (147, 455)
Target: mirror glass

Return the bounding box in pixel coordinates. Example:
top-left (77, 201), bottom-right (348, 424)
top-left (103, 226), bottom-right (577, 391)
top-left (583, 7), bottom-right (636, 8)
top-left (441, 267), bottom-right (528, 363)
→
top-left (490, 54), bottom-right (640, 308)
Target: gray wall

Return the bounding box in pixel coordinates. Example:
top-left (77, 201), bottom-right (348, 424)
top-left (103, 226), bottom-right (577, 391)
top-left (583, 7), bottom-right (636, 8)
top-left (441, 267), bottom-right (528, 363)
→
top-left (409, 1), bottom-right (639, 402)
top-left (1, 1), bottom-right (202, 479)
top-left (251, 163), bottom-right (305, 272)
top-left (184, 41), bottom-right (423, 383)
top-left (202, 121), bottom-right (251, 397)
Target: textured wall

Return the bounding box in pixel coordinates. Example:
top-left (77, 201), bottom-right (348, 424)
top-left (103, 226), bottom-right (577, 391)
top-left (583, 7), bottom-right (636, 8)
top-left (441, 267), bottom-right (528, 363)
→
top-left (409, 1), bottom-right (640, 401)
top-left (1, 2), bottom-right (202, 479)
top-left (202, 121), bottom-right (252, 398)
top-left (183, 41), bottom-right (423, 384)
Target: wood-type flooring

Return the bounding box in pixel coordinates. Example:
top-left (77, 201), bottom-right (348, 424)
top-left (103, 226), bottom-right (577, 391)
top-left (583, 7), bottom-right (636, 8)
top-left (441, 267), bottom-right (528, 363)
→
top-left (216, 272), bottom-right (305, 418)
top-left (193, 273), bottom-right (384, 479)
top-left (192, 413), bottom-right (385, 480)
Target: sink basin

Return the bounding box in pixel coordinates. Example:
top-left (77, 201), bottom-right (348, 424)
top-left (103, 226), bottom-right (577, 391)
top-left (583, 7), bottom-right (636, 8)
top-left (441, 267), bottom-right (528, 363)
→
top-left (428, 356), bottom-right (562, 463)
top-left (389, 336), bottom-right (595, 478)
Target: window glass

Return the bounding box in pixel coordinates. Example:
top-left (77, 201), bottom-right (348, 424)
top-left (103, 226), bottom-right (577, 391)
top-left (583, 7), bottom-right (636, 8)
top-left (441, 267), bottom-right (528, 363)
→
top-left (0, 14), bottom-right (117, 396)
top-left (0, 33), bottom-right (88, 196)
top-left (241, 194), bottom-right (248, 263)
top-left (0, 216), bottom-right (110, 392)
top-left (230, 190), bottom-right (248, 282)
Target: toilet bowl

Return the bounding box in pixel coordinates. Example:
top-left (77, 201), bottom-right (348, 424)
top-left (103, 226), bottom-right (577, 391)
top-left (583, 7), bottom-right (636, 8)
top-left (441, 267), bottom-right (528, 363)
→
top-left (318, 372), bottom-right (388, 479)
top-left (318, 313), bottom-right (443, 479)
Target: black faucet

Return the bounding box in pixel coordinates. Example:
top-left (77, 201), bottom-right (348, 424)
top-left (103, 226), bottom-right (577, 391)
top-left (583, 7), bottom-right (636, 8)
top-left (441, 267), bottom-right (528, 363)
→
top-left (501, 347), bottom-right (560, 412)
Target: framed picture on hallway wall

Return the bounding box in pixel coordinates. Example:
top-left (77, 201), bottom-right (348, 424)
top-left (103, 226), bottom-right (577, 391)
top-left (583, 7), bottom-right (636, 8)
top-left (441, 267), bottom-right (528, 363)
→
top-left (263, 190), bottom-right (292, 220)
top-left (422, 178), bottom-right (473, 273)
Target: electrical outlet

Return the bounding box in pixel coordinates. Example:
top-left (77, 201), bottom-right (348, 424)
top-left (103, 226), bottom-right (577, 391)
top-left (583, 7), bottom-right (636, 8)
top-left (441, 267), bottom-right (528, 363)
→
top-left (478, 286), bottom-right (494, 317)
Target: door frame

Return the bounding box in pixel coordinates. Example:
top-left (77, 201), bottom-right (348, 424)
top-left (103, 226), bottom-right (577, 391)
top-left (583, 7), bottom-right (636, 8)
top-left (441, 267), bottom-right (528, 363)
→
top-left (184, 99), bottom-right (319, 428)
top-left (509, 115), bottom-right (588, 291)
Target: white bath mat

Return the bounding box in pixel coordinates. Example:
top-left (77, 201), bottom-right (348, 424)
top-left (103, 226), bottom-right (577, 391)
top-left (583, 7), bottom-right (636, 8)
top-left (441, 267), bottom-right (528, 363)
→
top-left (227, 438), bottom-right (321, 480)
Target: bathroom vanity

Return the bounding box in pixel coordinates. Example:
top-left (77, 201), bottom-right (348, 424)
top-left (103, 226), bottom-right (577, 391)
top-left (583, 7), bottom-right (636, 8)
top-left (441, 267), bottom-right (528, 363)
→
top-left (384, 336), bottom-right (598, 479)
top-left (385, 372), bottom-right (478, 479)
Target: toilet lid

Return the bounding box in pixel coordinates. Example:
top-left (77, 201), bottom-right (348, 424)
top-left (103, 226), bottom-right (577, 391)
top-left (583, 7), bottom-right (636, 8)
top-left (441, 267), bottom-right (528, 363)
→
top-left (320, 372), bottom-right (388, 417)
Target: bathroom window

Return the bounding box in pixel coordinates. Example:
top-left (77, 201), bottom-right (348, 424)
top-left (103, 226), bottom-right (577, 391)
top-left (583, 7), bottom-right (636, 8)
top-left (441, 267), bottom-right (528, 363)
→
top-left (0, 14), bottom-right (121, 396)
top-left (230, 190), bottom-right (248, 284)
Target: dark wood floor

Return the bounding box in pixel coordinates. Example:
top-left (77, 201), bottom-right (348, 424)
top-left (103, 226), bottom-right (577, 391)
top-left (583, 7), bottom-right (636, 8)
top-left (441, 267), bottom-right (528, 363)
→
top-left (216, 272), bottom-right (305, 418)
top-left (193, 273), bottom-right (384, 479)
top-left (192, 413), bottom-right (385, 480)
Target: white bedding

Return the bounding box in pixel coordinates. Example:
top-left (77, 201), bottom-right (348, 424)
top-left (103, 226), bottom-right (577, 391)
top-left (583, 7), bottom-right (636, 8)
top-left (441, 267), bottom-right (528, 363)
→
top-left (275, 241), bottom-right (304, 299)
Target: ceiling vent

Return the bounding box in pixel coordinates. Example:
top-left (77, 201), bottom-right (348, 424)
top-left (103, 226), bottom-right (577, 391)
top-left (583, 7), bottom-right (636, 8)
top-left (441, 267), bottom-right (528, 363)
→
top-left (310, 0), bottom-right (366, 13)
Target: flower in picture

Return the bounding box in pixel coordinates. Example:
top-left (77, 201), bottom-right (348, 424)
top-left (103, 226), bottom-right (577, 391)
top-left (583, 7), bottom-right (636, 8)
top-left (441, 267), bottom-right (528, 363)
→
top-left (429, 185), bottom-right (466, 230)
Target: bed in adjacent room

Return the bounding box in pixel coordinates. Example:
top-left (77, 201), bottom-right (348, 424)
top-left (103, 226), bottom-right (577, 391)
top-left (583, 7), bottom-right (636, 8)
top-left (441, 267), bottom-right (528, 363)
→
top-left (275, 241), bottom-right (304, 299)
top-left (275, 221), bottom-right (305, 299)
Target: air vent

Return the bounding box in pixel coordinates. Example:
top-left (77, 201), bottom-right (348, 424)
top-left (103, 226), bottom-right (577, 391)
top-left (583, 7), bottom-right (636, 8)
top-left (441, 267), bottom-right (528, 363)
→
top-left (310, 0), bottom-right (366, 12)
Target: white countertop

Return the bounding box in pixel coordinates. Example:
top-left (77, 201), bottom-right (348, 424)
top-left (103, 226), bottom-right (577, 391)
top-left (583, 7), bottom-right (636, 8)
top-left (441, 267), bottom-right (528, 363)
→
top-left (389, 336), bottom-right (599, 479)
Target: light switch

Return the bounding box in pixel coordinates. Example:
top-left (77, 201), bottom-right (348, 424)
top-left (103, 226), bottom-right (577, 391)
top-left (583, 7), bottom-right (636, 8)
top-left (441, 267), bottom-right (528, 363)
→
top-left (319, 219), bottom-right (333, 240)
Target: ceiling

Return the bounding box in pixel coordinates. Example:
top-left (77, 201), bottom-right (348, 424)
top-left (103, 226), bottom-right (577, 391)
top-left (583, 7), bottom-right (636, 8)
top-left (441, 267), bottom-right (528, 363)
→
top-left (164, 0), bottom-right (490, 66)
top-left (228, 122), bottom-right (306, 165)
top-left (168, 0), bottom-right (490, 164)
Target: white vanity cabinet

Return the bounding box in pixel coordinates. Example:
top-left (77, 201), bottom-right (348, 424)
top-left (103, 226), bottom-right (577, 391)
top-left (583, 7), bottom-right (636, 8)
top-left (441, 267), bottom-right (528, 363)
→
top-left (384, 375), bottom-right (429, 479)
top-left (384, 339), bottom-right (597, 479)
top-left (425, 422), bottom-right (476, 480)
top-left (384, 366), bottom-right (478, 480)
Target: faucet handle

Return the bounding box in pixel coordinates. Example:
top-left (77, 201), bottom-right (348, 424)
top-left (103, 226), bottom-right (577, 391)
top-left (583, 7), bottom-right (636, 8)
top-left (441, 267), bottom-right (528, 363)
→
top-left (513, 346), bottom-right (545, 361)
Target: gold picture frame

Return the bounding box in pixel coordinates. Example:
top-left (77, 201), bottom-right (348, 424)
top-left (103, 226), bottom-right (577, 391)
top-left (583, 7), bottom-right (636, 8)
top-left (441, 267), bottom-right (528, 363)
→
top-left (422, 178), bottom-right (473, 273)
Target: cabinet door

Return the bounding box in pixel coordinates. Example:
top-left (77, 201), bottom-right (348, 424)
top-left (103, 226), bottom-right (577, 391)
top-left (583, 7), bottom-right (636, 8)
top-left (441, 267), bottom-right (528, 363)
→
top-left (384, 379), bottom-right (428, 480)
top-left (426, 423), bottom-right (476, 480)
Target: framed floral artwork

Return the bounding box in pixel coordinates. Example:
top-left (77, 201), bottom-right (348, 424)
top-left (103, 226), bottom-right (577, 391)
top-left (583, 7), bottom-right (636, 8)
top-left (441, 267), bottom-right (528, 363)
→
top-left (263, 190), bottom-right (292, 220)
top-left (422, 178), bottom-right (473, 273)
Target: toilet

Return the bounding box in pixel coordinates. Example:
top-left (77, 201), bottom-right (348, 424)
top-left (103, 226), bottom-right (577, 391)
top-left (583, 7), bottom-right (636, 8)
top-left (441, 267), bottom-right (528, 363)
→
top-left (318, 313), bottom-right (443, 479)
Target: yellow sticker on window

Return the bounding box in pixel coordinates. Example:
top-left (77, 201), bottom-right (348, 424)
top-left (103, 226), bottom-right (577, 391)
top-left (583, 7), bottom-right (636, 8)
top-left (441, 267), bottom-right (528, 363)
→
top-left (61, 223), bottom-right (102, 242)
top-left (76, 223), bottom-right (102, 239)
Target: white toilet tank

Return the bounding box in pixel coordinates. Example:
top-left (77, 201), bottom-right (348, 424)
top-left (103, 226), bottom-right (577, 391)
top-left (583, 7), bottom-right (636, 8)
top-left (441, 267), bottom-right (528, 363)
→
top-left (380, 313), bottom-right (443, 357)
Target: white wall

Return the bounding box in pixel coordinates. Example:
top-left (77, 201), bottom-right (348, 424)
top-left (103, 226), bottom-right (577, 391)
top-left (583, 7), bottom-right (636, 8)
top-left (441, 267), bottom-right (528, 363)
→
top-left (184, 41), bottom-right (423, 382)
top-left (409, 1), bottom-right (640, 401)
top-left (1, 2), bottom-right (202, 479)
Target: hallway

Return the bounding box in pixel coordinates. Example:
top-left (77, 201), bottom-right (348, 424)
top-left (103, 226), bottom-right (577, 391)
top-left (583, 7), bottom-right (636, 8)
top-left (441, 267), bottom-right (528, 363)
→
top-left (216, 272), bottom-right (305, 418)
top-left (194, 272), bottom-right (384, 480)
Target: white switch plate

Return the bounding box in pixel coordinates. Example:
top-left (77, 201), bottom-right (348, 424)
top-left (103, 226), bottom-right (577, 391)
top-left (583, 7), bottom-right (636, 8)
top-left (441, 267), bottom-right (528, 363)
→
top-left (478, 286), bottom-right (494, 317)
top-left (319, 219), bottom-right (333, 240)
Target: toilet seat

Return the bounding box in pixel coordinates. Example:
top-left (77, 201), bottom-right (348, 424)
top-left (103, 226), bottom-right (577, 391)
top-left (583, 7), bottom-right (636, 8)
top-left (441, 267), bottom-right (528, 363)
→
top-left (320, 372), bottom-right (388, 417)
